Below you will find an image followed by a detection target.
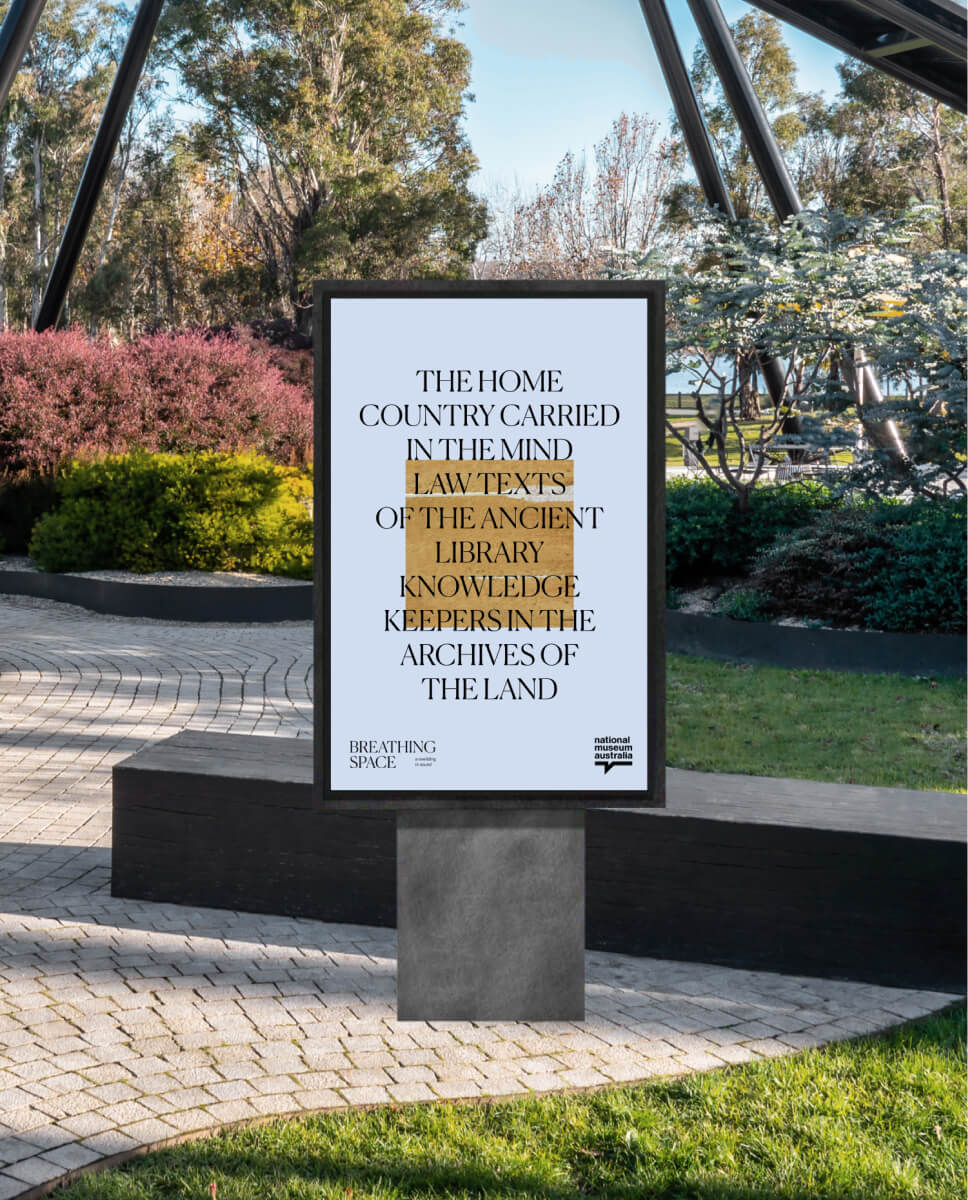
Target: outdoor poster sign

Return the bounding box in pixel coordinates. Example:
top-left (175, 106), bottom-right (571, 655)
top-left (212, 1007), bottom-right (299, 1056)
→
top-left (314, 281), bottom-right (665, 808)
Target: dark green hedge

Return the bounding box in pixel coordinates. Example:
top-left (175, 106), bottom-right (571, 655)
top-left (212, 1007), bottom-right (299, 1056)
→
top-left (28, 452), bottom-right (312, 579)
top-left (666, 478), bottom-right (839, 584)
top-left (20, 463), bottom-right (967, 634)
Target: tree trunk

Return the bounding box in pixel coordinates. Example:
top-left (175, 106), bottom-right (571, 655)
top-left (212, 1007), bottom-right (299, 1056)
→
top-left (96, 164), bottom-right (127, 274)
top-left (150, 254), bottom-right (158, 326)
top-left (163, 233), bottom-right (175, 326)
top-left (929, 102), bottom-right (954, 250)
top-left (31, 133), bottom-right (48, 326)
top-left (737, 352), bottom-right (761, 419)
top-left (0, 119), bottom-right (8, 332)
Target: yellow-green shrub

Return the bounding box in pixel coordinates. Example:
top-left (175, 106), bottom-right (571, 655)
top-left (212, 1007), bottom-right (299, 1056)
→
top-left (29, 451), bottom-right (312, 578)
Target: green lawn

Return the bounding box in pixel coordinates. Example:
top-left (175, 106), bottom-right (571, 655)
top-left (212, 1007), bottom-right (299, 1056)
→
top-left (666, 417), bottom-right (780, 468)
top-left (667, 655), bottom-right (966, 792)
top-left (60, 1006), bottom-right (966, 1200)
top-left (665, 418), bottom-right (854, 468)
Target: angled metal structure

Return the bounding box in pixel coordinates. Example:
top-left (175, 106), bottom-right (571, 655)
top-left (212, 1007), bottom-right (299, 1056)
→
top-left (639, 0), bottom-right (737, 220)
top-left (685, 0), bottom-right (803, 220)
top-left (687, 0), bottom-right (908, 461)
top-left (0, 0), bottom-right (47, 114)
top-left (638, 0), bottom-right (791, 411)
top-left (34, 0), bottom-right (165, 331)
top-left (744, 0), bottom-right (967, 113)
top-left (639, 0), bottom-right (965, 462)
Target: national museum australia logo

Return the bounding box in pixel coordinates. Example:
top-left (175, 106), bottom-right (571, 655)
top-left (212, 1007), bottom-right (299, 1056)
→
top-left (593, 735), bottom-right (633, 774)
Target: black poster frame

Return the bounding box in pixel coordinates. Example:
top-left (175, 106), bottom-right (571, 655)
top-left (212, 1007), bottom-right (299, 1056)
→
top-left (314, 278), bottom-right (665, 810)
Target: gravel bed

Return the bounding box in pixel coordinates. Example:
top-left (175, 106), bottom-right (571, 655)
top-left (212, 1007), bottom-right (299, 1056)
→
top-left (0, 592), bottom-right (311, 626)
top-left (672, 582), bottom-right (853, 630)
top-left (0, 555), bottom-right (309, 587)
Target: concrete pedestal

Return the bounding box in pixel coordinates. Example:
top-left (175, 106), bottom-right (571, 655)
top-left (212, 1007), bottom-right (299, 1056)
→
top-left (396, 809), bottom-right (585, 1021)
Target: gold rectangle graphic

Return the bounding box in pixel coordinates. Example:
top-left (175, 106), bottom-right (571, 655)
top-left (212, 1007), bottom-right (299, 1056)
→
top-left (405, 460), bottom-right (575, 631)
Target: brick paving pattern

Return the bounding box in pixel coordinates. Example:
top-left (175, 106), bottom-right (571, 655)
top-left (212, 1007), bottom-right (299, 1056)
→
top-left (0, 593), bottom-right (959, 1197)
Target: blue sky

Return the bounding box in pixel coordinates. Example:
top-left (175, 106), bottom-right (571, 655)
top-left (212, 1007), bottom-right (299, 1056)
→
top-left (458, 0), bottom-right (848, 194)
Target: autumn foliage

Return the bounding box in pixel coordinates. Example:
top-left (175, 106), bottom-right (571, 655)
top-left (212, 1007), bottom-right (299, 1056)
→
top-left (0, 329), bottom-right (312, 476)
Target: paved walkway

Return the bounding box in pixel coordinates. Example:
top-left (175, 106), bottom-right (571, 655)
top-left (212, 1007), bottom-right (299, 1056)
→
top-left (0, 594), bottom-right (960, 1197)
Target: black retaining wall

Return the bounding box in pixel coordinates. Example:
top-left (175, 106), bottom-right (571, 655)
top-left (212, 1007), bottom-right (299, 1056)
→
top-left (1, 568), bottom-right (962, 674)
top-left (667, 611), bottom-right (964, 677)
top-left (0, 569), bottom-right (312, 622)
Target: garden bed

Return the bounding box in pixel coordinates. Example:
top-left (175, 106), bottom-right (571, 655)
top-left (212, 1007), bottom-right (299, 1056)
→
top-left (0, 556), bottom-right (311, 622)
top-left (667, 609), bottom-right (964, 678)
top-left (1, 556), bottom-right (960, 679)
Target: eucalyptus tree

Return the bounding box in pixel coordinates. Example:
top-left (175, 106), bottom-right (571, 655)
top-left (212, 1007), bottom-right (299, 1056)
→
top-left (164, 0), bottom-right (487, 328)
top-left (828, 61), bottom-right (966, 252)
top-left (6, 0), bottom-right (113, 326)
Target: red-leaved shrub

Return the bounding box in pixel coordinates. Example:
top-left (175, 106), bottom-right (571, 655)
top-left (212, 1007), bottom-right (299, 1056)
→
top-left (0, 329), bottom-right (312, 476)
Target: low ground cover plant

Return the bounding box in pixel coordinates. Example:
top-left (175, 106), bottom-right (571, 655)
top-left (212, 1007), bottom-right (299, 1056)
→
top-left (58, 1005), bottom-right (966, 1200)
top-left (748, 497), bottom-right (966, 633)
top-left (28, 452), bottom-right (312, 578)
top-left (668, 480), bottom-right (965, 633)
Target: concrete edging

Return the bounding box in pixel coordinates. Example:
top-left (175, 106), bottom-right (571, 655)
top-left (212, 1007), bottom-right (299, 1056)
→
top-left (0, 569), bottom-right (312, 622)
top-left (5, 1076), bottom-right (684, 1200)
top-left (9, 1008), bottom-right (959, 1200)
top-left (0, 569), bottom-right (961, 674)
top-left (667, 610), bottom-right (965, 677)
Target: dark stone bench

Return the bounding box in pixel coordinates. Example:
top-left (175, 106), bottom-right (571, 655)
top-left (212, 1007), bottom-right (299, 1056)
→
top-left (113, 730), bottom-right (966, 992)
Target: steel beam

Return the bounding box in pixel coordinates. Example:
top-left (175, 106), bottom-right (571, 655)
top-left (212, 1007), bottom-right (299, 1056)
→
top-left (638, 0), bottom-right (788, 408)
top-left (742, 0), bottom-right (966, 112)
top-left (684, 0), bottom-right (906, 463)
top-left (34, 0), bottom-right (165, 332)
top-left (685, 0), bottom-right (802, 219)
top-left (638, 0), bottom-right (736, 219)
top-left (866, 31), bottom-right (932, 56)
top-left (0, 0), bottom-right (48, 115)
top-left (850, 0), bottom-right (967, 59)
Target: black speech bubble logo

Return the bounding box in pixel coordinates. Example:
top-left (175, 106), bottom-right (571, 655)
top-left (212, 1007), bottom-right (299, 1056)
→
top-left (595, 760), bottom-right (632, 774)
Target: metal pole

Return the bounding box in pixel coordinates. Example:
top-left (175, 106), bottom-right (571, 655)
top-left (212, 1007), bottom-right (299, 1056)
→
top-left (684, 0), bottom-right (801, 219)
top-left (638, 0), bottom-right (787, 407)
top-left (34, 0), bottom-right (165, 332)
top-left (0, 0), bottom-right (48, 115)
top-left (852, 0), bottom-right (967, 61)
top-left (683, 0), bottom-right (907, 463)
top-left (638, 0), bottom-right (735, 220)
